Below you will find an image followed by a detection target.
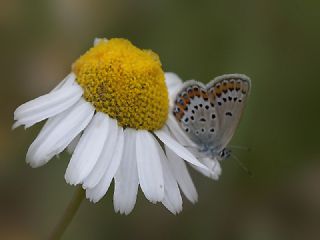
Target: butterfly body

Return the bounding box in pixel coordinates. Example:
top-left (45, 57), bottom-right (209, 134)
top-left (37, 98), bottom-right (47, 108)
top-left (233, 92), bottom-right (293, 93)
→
top-left (173, 74), bottom-right (251, 161)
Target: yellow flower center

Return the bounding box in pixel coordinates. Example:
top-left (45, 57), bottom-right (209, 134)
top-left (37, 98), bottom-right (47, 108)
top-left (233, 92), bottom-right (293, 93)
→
top-left (72, 38), bottom-right (168, 130)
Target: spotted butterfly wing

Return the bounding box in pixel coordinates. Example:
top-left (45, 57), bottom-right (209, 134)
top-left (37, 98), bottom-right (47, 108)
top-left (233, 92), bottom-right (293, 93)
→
top-left (173, 74), bottom-right (251, 156)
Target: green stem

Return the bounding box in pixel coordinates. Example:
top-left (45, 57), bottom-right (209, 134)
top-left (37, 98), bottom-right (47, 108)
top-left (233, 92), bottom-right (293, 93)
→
top-left (49, 186), bottom-right (85, 240)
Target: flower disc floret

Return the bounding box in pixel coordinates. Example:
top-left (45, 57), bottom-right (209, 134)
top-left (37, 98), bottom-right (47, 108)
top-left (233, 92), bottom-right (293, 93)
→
top-left (72, 38), bottom-right (168, 130)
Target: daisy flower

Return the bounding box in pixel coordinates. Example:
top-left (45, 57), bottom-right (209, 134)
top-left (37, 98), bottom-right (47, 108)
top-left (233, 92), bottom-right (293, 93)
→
top-left (164, 73), bottom-right (222, 180)
top-left (13, 38), bottom-right (208, 215)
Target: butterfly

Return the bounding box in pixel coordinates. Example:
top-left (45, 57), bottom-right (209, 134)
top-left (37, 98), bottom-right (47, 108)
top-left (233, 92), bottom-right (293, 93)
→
top-left (173, 73), bottom-right (251, 163)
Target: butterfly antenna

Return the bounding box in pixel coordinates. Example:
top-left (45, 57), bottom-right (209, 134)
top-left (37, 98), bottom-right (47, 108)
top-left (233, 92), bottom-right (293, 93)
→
top-left (229, 145), bottom-right (251, 152)
top-left (230, 153), bottom-right (253, 177)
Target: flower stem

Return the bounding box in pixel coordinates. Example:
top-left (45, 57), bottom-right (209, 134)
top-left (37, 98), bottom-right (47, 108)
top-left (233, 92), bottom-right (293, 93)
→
top-left (49, 186), bottom-right (85, 240)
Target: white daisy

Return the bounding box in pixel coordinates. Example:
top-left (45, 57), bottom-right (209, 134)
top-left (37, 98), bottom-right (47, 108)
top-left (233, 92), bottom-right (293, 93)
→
top-left (13, 38), bottom-right (208, 215)
top-left (164, 73), bottom-right (222, 180)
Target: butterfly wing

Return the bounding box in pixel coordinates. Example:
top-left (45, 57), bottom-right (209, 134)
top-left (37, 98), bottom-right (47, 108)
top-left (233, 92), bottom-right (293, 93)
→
top-left (173, 74), bottom-right (251, 154)
top-left (173, 80), bottom-right (219, 150)
top-left (206, 74), bottom-right (251, 152)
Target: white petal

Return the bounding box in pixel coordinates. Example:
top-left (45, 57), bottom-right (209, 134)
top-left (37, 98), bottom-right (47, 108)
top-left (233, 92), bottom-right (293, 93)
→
top-left (82, 118), bottom-right (118, 189)
top-left (136, 131), bottom-right (164, 203)
top-left (65, 112), bottom-right (110, 185)
top-left (86, 128), bottom-right (125, 203)
top-left (93, 38), bottom-right (108, 46)
top-left (203, 157), bottom-right (222, 178)
top-left (165, 72), bottom-right (183, 99)
top-left (162, 195), bottom-right (175, 214)
top-left (165, 146), bottom-right (198, 203)
top-left (157, 144), bottom-right (182, 214)
top-left (13, 82), bottom-right (83, 129)
top-left (67, 132), bottom-right (82, 154)
top-left (154, 129), bottom-right (207, 170)
top-left (192, 158), bottom-right (222, 180)
top-left (114, 128), bottom-right (139, 215)
top-left (51, 73), bottom-right (76, 92)
top-left (26, 98), bottom-right (94, 167)
top-left (166, 114), bottom-right (196, 147)
top-left (25, 118), bottom-right (62, 166)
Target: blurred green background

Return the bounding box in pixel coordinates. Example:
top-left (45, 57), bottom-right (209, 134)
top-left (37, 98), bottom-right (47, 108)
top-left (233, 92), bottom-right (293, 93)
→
top-left (1, 0), bottom-right (320, 239)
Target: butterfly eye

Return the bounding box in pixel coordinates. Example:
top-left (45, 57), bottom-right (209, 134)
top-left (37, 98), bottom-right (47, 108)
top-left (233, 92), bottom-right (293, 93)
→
top-left (219, 150), bottom-right (225, 158)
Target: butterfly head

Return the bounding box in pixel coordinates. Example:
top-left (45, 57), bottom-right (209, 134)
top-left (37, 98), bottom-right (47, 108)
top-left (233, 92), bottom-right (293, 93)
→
top-left (197, 145), bottom-right (231, 161)
top-left (217, 148), bottom-right (231, 160)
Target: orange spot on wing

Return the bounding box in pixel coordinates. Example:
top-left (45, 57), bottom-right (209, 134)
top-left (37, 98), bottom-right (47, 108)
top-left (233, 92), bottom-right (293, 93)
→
top-left (215, 86), bottom-right (222, 95)
top-left (236, 81), bottom-right (241, 91)
top-left (222, 82), bottom-right (228, 92)
top-left (194, 89), bottom-right (201, 97)
top-left (227, 81), bottom-right (235, 91)
top-left (174, 104), bottom-right (185, 121)
top-left (188, 91), bottom-right (195, 98)
top-left (201, 90), bottom-right (208, 99)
